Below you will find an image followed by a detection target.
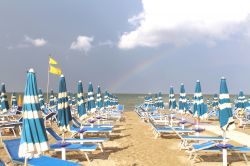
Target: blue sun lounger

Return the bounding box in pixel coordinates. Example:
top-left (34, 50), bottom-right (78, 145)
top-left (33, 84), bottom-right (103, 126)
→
top-left (3, 139), bottom-right (81, 166)
top-left (46, 127), bottom-right (108, 152)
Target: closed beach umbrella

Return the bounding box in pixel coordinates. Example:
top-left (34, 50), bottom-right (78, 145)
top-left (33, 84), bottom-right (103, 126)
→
top-left (87, 82), bottom-right (96, 113)
top-left (219, 77), bottom-right (235, 130)
top-left (96, 86), bottom-right (103, 110)
top-left (77, 81), bottom-right (87, 120)
top-left (193, 80), bottom-right (207, 126)
top-left (11, 92), bottom-right (18, 108)
top-left (18, 69), bottom-right (49, 161)
top-left (104, 91), bottom-right (109, 108)
top-left (38, 89), bottom-right (45, 109)
top-left (57, 75), bottom-right (72, 132)
top-left (18, 94), bottom-right (23, 110)
top-left (235, 91), bottom-right (247, 111)
top-left (179, 83), bottom-right (188, 114)
top-left (154, 94), bottom-right (159, 108)
top-left (169, 86), bottom-right (177, 111)
top-left (212, 94), bottom-right (219, 108)
top-left (218, 77), bottom-right (235, 166)
top-left (1, 83), bottom-right (9, 113)
top-left (158, 92), bottom-right (164, 109)
top-left (148, 95), bottom-right (154, 108)
top-left (49, 89), bottom-right (55, 108)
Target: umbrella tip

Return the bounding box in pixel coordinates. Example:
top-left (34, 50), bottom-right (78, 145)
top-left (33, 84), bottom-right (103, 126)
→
top-left (196, 80), bottom-right (200, 82)
top-left (181, 83), bottom-right (184, 85)
top-left (60, 74), bottom-right (64, 77)
top-left (89, 82), bottom-right (92, 84)
top-left (221, 76), bottom-right (225, 79)
top-left (28, 68), bottom-right (35, 73)
top-left (78, 80), bottom-right (82, 83)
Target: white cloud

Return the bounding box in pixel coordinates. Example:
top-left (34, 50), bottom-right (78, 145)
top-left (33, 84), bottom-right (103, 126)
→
top-left (118, 0), bottom-right (250, 49)
top-left (25, 36), bottom-right (47, 47)
top-left (70, 36), bottom-right (94, 53)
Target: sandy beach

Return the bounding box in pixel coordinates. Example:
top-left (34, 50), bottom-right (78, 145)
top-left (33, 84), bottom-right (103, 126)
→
top-left (1, 109), bottom-right (250, 166)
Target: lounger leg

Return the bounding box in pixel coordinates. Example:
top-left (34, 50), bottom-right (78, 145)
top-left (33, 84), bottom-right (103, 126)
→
top-left (84, 152), bottom-right (90, 163)
top-left (98, 143), bottom-right (104, 152)
top-left (61, 148), bottom-right (66, 160)
top-left (242, 154), bottom-right (248, 164)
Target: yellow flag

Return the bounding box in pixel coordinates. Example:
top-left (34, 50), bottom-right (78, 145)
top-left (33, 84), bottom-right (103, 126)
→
top-left (49, 57), bottom-right (58, 65)
top-left (49, 65), bottom-right (62, 75)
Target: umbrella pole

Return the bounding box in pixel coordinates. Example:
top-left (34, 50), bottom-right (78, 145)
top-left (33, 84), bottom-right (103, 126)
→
top-left (24, 157), bottom-right (28, 166)
top-left (222, 130), bottom-right (227, 166)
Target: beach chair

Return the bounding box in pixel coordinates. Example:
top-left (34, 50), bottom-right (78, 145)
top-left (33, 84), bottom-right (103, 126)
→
top-left (186, 141), bottom-right (218, 161)
top-left (3, 139), bottom-right (81, 166)
top-left (46, 127), bottom-right (108, 152)
top-left (72, 117), bottom-right (113, 128)
top-left (44, 112), bottom-right (57, 127)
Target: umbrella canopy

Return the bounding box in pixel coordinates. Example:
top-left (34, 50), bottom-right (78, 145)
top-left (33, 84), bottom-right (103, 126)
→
top-left (154, 94), bottom-right (159, 108)
top-left (87, 82), bottom-right (96, 113)
top-left (158, 92), bottom-right (164, 109)
top-left (77, 81), bottom-right (87, 120)
top-left (179, 83), bottom-right (188, 114)
top-left (169, 86), bottom-right (177, 110)
top-left (148, 95), bottom-right (154, 108)
top-left (193, 80), bottom-right (207, 119)
top-left (212, 94), bottom-right (219, 108)
top-left (96, 86), bottom-right (103, 110)
top-left (219, 77), bottom-right (235, 130)
top-left (49, 89), bottom-right (55, 108)
top-left (38, 89), bottom-right (45, 109)
top-left (104, 91), bottom-right (110, 108)
top-left (57, 75), bottom-right (72, 131)
top-left (18, 69), bottom-right (49, 158)
top-left (11, 92), bottom-right (18, 108)
top-left (1, 83), bottom-right (9, 113)
top-left (235, 91), bottom-right (247, 110)
top-left (144, 96), bottom-right (149, 108)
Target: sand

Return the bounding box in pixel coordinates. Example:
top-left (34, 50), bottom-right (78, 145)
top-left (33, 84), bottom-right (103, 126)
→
top-left (1, 110), bottom-right (250, 165)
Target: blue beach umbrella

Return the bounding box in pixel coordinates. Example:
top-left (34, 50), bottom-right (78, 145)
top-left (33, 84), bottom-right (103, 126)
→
top-left (143, 96), bottom-right (149, 108)
top-left (219, 77), bottom-right (235, 130)
top-left (49, 89), bottom-right (55, 108)
top-left (11, 92), bottom-right (18, 108)
top-left (158, 92), bottom-right (164, 109)
top-left (1, 83), bottom-right (9, 113)
top-left (38, 89), bottom-right (45, 110)
top-left (212, 94), bottom-right (219, 108)
top-left (154, 94), bottom-right (159, 108)
top-left (179, 83), bottom-right (188, 114)
top-left (77, 81), bottom-right (87, 120)
top-left (235, 91), bottom-right (247, 111)
top-left (218, 77), bottom-right (235, 166)
top-left (169, 86), bottom-right (177, 110)
top-left (18, 69), bottom-right (49, 159)
top-left (96, 86), bottom-right (103, 110)
top-left (193, 80), bottom-right (207, 120)
top-left (57, 75), bottom-right (72, 132)
top-left (87, 82), bottom-right (96, 113)
top-left (104, 91), bottom-right (109, 108)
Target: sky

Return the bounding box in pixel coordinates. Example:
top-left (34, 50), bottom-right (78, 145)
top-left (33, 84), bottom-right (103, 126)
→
top-left (1, 0), bottom-right (250, 94)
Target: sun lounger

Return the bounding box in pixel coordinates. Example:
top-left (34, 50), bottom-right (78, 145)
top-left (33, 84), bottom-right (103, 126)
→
top-left (72, 117), bottom-right (113, 128)
top-left (3, 139), bottom-right (81, 166)
top-left (46, 127), bottom-right (108, 152)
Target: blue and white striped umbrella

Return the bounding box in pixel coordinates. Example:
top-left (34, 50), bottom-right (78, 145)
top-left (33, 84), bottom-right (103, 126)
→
top-left (115, 96), bottom-right (119, 106)
top-left (49, 89), bottom-right (55, 108)
top-left (193, 80), bottom-right (207, 119)
top-left (1, 83), bottom-right (9, 113)
top-left (87, 82), bottom-right (96, 113)
top-left (219, 77), bottom-right (235, 130)
top-left (148, 95), bottom-right (154, 108)
top-left (143, 96), bottom-right (149, 108)
top-left (158, 92), bottom-right (164, 109)
top-left (57, 75), bottom-right (72, 131)
top-left (154, 94), bottom-right (159, 108)
top-left (212, 94), bottom-right (219, 108)
top-left (38, 89), bottom-right (45, 109)
top-left (77, 81), bottom-right (87, 120)
top-left (235, 91), bottom-right (247, 111)
top-left (169, 86), bottom-right (177, 110)
top-left (11, 92), bottom-right (18, 108)
top-left (96, 86), bottom-right (104, 110)
top-left (18, 69), bottom-right (49, 158)
top-left (104, 91), bottom-right (110, 108)
top-left (179, 83), bottom-right (188, 114)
